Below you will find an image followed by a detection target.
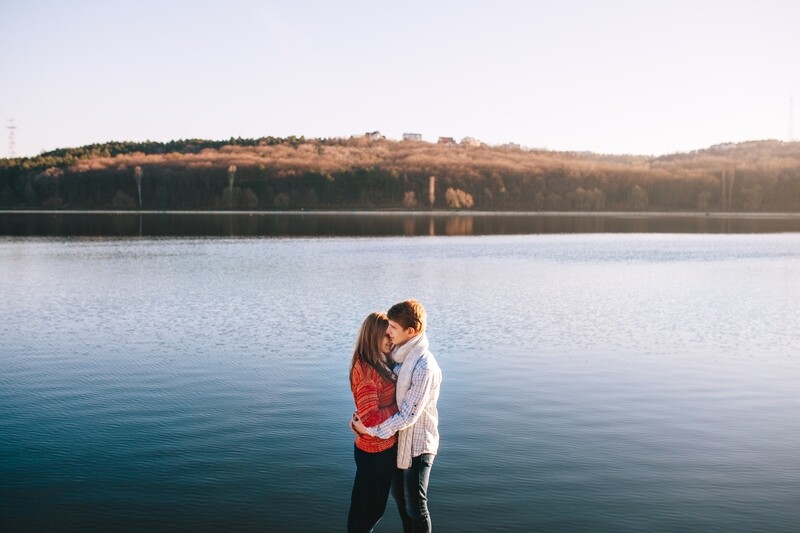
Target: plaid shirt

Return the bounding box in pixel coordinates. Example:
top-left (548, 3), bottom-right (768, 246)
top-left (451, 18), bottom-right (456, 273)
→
top-left (367, 352), bottom-right (442, 459)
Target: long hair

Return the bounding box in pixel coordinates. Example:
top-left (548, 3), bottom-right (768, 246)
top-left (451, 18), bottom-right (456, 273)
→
top-left (350, 312), bottom-right (395, 384)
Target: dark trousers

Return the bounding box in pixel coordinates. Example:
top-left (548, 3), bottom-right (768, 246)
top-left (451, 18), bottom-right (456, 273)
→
top-left (392, 453), bottom-right (435, 533)
top-left (348, 443), bottom-right (398, 533)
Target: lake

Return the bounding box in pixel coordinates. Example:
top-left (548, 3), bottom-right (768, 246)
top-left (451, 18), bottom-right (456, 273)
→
top-left (1, 216), bottom-right (799, 532)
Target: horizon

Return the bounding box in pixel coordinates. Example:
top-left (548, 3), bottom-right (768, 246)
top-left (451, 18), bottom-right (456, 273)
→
top-left (1, 1), bottom-right (799, 158)
top-left (3, 133), bottom-right (798, 162)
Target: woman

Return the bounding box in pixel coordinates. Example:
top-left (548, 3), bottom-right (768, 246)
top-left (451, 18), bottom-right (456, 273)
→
top-left (348, 312), bottom-right (399, 533)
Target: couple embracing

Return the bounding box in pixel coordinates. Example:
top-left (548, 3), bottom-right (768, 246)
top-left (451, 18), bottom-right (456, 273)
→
top-left (348, 299), bottom-right (443, 533)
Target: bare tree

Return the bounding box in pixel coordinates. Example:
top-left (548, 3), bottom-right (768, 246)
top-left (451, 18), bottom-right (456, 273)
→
top-left (228, 165), bottom-right (237, 209)
top-left (629, 185), bottom-right (648, 210)
top-left (133, 166), bottom-right (143, 208)
top-left (403, 190), bottom-right (417, 208)
top-left (698, 191), bottom-right (711, 213)
top-left (721, 168), bottom-right (735, 210)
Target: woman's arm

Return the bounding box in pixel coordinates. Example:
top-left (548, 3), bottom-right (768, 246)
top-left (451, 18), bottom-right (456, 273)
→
top-left (351, 363), bottom-right (397, 428)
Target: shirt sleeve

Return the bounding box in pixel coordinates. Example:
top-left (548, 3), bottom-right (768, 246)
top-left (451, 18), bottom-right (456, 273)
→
top-left (365, 359), bottom-right (434, 439)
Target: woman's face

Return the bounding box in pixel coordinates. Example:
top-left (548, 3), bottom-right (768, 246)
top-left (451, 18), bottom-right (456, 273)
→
top-left (380, 331), bottom-right (393, 356)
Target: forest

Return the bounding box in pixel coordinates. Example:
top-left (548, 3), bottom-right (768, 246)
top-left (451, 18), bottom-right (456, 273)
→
top-left (1, 136), bottom-right (799, 212)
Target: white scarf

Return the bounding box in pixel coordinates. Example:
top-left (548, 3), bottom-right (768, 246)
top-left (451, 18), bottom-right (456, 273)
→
top-left (391, 332), bottom-right (429, 468)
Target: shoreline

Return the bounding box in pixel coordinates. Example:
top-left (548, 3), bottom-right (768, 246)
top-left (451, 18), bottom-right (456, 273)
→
top-left (2, 210), bottom-right (800, 219)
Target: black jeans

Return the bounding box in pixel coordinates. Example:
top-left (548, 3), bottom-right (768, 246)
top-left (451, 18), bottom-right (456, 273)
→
top-left (348, 443), bottom-right (398, 533)
top-left (392, 453), bottom-right (435, 533)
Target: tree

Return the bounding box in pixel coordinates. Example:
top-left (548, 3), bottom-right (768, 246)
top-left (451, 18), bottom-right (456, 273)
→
top-left (721, 168), bottom-right (735, 210)
top-left (227, 164), bottom-right (237, 209)
top-left (3, 136), bottom-right (800, 212)
top-left (533, 192), bottom-right (545, 211)
top-left (568, 187), bottom-right (604, 210)
top-left (589, 187), bottom-right (606, 210)
top-left (112, 190), bottom-right (137, 209)
top-left (698, 191), bottom-right (711, 212)
top-left (628, 185), bottom-right (648, 210)
top-left (133, 166), bottom-right (143, 208)
top-left (445, 187), bottom-right (474, 209)
top-left (403, 190), bottom-right (417, 208)
top-left (547, 192), bottom-right (565, 210)
top-left (274, 193), bottom-right (290, 209)
top-left (741, 184), bottom-right (763, 211)
top-left (242, 188), bottom-right (259, 209)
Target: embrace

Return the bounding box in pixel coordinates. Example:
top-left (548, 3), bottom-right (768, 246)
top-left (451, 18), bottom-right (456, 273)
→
top-left (348, 299), bottom-right (443, 533)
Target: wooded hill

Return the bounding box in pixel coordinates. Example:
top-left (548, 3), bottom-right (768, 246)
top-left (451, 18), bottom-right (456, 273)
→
top-left (1, 136), bottom-right (799, 212)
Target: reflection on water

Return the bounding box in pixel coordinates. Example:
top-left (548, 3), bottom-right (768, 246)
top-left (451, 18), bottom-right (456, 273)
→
top-left (2, 235), bottom-right (800, 532)
top-left (2, 211), bottom-right (800, 237)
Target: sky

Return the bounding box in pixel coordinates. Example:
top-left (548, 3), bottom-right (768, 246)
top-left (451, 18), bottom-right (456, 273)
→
top-left (1, 0), bottom-right (799, 157)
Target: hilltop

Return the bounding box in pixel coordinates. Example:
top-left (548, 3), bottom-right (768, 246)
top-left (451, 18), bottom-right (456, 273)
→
top-left (1, 137), bottom-right (799, 212)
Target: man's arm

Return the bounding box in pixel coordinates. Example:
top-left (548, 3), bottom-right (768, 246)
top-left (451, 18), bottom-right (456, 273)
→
top-left (354, 358), bottom-right (434, 439)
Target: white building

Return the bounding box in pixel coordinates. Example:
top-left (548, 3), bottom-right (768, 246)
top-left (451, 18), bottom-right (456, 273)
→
top-left (501, 142), bottom-right (521, 151)
top-left (403, 132), bottom-right (423, 141)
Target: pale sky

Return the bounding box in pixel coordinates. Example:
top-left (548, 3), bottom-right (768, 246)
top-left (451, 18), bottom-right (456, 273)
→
top-left (1, 0), bottom-right (798, 157)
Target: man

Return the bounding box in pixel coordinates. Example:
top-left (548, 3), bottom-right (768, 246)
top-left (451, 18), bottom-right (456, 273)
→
top-left (352, 299), bottom-right (442, 533)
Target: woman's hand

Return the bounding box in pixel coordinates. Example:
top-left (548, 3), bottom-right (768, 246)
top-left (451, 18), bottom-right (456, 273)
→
top-left (351, 412), bottom-right (368, 435)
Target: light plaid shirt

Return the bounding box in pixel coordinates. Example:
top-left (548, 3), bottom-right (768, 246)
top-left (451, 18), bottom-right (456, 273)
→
top-left (366, 351), bottom-right (442, 460)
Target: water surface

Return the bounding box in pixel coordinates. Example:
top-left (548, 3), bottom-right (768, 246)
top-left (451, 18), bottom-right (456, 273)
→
top-left (2, 234), bottom-right (799, 532)
top-left (3, 211), bottom-right (800, 237)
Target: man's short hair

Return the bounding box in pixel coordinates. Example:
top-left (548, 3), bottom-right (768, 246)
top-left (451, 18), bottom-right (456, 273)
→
top-left (387, 299), bottom-right (426, 334)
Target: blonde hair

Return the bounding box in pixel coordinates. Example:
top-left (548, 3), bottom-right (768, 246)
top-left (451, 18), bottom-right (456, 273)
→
top-left (387, 299), bottom-right (426, 334)
top-left (350, 312), bottom-right (395, 384)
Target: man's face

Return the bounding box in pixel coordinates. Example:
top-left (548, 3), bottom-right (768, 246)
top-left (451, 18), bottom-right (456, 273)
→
top-left (387, 319), bottom-right (414, 346)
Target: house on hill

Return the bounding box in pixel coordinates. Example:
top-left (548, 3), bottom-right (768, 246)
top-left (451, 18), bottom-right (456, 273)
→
top-left (501, 142), bottom-right (521, 150)
top-left (438, 136), bottom-right (456, 145)
top-left (365, 131), bottom-right (384, 141)
top-left (460, 136), bottom-right (481, 147)
top-left (403, 132), bottom-right (422, 141)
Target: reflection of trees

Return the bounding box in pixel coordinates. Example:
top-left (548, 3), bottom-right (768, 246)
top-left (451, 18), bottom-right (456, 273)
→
top-left (445, 216), bottom-right (474, 235)
top-left (404, 216), bottom-right (416, 236)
